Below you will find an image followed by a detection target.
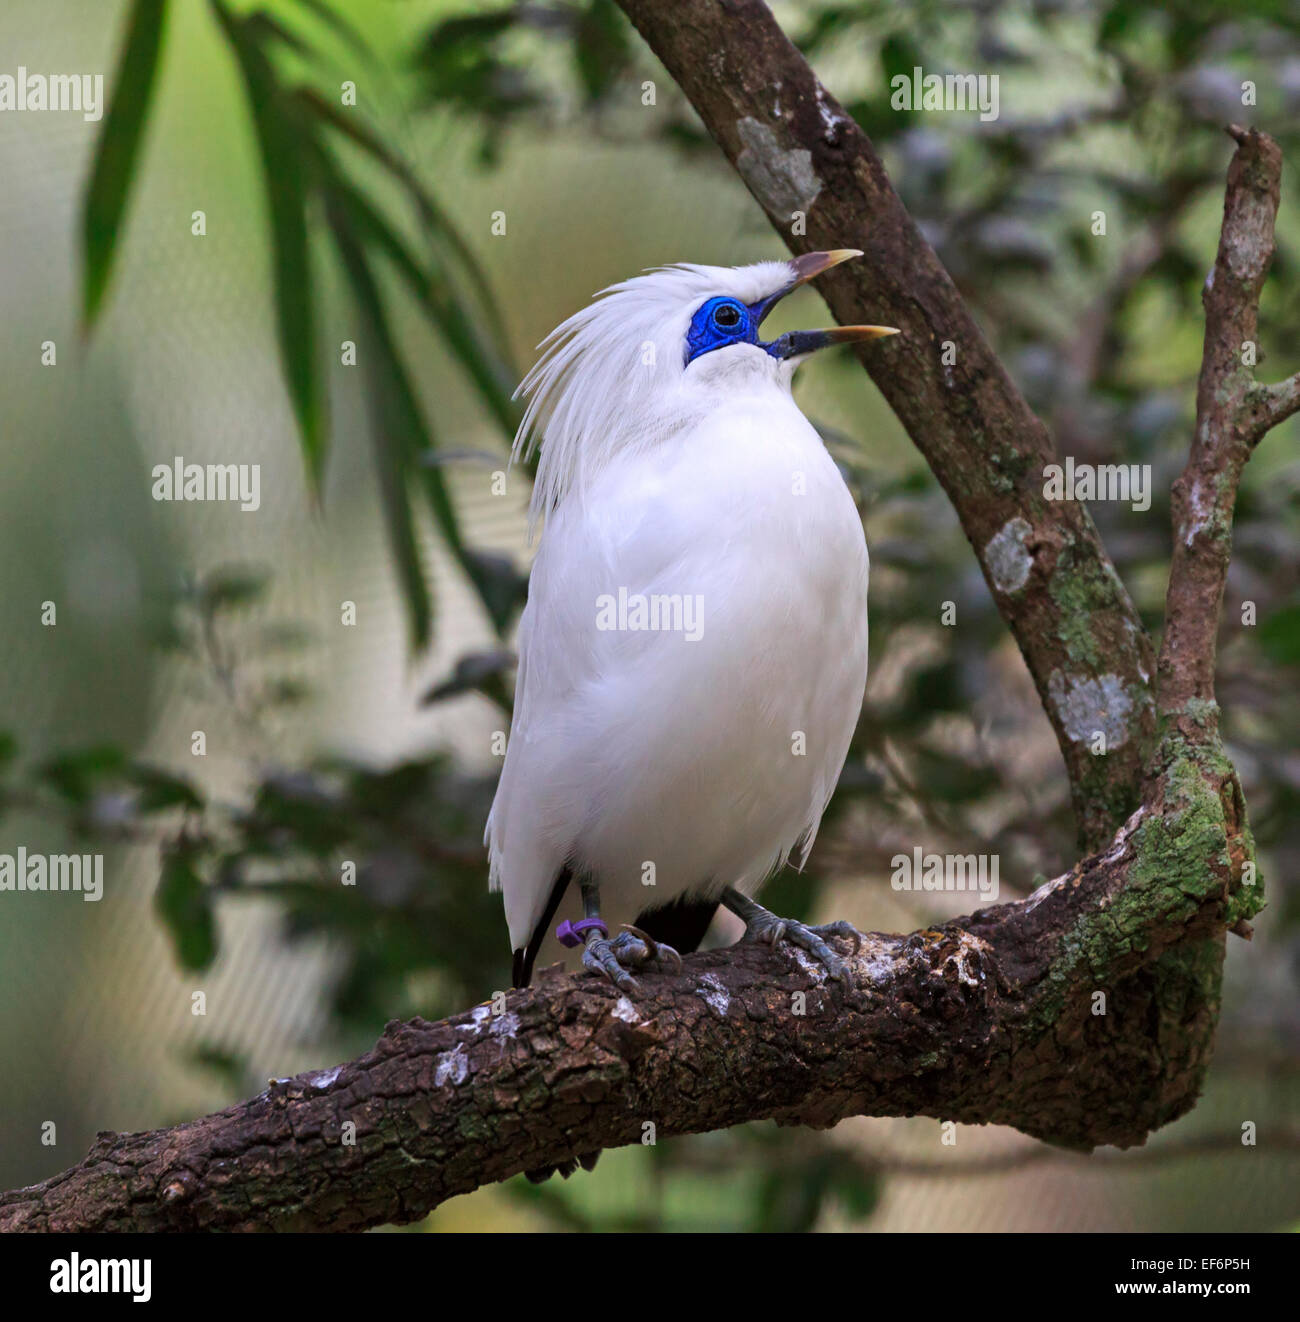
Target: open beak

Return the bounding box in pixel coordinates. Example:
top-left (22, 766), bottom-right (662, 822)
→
top-left (754, 248), bottom-right (900, 359)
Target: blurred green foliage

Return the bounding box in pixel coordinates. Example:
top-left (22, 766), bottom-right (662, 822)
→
top-left (84, 0), bottom-right (525, 646)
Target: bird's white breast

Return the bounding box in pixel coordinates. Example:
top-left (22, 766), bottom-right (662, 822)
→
top-left (488, 377), bottom-right (869, 951)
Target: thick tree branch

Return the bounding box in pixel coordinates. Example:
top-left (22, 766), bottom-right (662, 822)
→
top-left (616, 0), bottom-right (1156, 852)
top-left (0, 748), bottom-right (1257, 1231)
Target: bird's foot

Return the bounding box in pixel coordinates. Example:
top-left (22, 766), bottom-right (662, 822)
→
top-left (579, 924), bottom-right (683, 993)
top-left (740, 907), bottom-right (860, 985)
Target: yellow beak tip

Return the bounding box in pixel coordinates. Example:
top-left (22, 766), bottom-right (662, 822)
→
top-left (833, 325), bottom-right (901, 342)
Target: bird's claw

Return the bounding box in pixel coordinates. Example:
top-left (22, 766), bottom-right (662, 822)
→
top-left (743, 912), bottom-right (858, 984)
top-left (621, 924), bottom-right (684, 975)
top-left (581, 934), bottom-right (640, 992)
top-left (811, 919), bottom-right (862, 957)
top-left (580, 925), bottom-right (683, 992)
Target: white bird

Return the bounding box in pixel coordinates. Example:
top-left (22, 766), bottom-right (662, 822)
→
top-left (487, 250), bottom-right (896, 995)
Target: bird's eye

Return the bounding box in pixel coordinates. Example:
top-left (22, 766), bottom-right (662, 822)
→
top-left (713, 303), bottom-right (742, 329)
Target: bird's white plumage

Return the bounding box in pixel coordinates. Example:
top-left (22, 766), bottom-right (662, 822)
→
top-left (487, 260), bottom-right (870, 956)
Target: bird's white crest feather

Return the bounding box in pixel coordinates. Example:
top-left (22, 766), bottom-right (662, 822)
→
top-left (511, 260), bottom-right (793, 533)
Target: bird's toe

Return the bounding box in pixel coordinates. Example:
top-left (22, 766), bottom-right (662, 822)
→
top-left (811, 919), bottom-right (863, 957)
top-left (581, 936), bottom-right (642, 993)
top-left (782, 922), bottom-right (854, 983)
top-left (748, 914), bottom-right (857, 984)
top-left (620, 925), bottom-right (684, 975)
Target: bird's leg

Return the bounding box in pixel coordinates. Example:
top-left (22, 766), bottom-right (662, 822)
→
top-left (720, 886), bottom-right (860, 984)
top-left (562, 879), bottom-right (683, 992)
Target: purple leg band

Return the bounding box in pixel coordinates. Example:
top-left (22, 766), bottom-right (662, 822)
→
top-left (556, 916), bottom-right (609, 948)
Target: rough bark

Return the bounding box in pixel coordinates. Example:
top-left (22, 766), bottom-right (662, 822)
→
top-left (2, 2), bottom-right (1289, 1234)
top-left (0, 769), bottom-right (1257, 1232)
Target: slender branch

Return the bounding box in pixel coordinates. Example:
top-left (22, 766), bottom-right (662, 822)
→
top-left (1244, 373), bottom-right (1300, 444)
top-left (1157, 126), bottom-right (1287, 720)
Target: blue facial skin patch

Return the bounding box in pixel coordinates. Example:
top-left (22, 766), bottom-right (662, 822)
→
top-left (684, 296), bottom-right (760, 365)
top-left (684, 294), bottom-right (830, 365)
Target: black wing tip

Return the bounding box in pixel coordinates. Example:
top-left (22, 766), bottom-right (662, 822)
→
top-left (514, 864), bottom-right (574, 989)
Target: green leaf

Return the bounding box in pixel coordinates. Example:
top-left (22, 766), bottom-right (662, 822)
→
top-left (299, 90), bottom-right (517, 404)
top-left (327, 199), bottom-right (433, 646)
top-left (265, 677), bottom-right (312, 707)
top-left (290, 0), bottom-right (382, 67)
top-left (832, 1165), bottom-right (880, 1219)
top-left (211, 1), bottom-right (326, 491)
top-left (241, 9), bottom-right (317, 61)
top-left (127, 764), bottom-right (205, 813)
top-left (321, 163), bottom-right (524, 639)
top-left (459, 549), bottom-right (528, 636)
top-left (81, 0), bottom-right (171, 330)
top-left (315, 156), bottom-right (517, 437)
top-left (420, 648), bottom-right (515, 711)
top-left (197, 563), bottom-right (271, 613)
top-left (1258, 604), bottom-right (1300, 666)
top-left (573, 0), bottom-right (633, 103)
top-left (182, 1043), bottom-right (248, 1094)
top-left (1098, 3), bottom-right (1135, 48)
top-left (39, 746), bottom-right (129, 805)
top-left (413, 11), bottom-right (540, 125)
top-left (156, 846), bottom-right (218, 972)
top-left (327, 178), bottom-right (523, 643)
